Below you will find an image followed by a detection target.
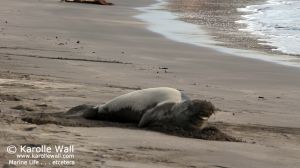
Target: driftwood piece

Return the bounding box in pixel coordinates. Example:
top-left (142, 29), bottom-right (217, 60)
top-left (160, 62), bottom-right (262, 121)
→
top-left (62, 0), bottom-right (114, 5)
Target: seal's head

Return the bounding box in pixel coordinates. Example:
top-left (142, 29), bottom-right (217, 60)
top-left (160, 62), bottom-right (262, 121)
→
top-left (170, 99), bottom-right (215, 130)
top-left (187, 99), bottom-right (215, 129)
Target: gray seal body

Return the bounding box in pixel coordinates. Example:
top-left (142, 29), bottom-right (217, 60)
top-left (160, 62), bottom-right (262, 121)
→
top-left (68, 87), bottom-right (215, 130)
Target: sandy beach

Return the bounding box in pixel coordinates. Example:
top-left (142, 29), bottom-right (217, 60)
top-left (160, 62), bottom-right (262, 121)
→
top-left (168, 0), bottom-right (300, 60)
top-left (0, 0), bottom-right (300, 167)
top-left (168, 0), bottom-right (272, 53)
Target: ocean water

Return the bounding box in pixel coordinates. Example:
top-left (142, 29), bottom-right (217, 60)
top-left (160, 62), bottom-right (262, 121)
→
top-left (135, 0), bottom-right (300, 67)
top-left (237, 0), bottom-right (300, 55)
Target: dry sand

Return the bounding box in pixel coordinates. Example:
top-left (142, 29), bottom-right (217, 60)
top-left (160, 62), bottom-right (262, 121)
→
top-left (0, 0), bottom-right (300, 167)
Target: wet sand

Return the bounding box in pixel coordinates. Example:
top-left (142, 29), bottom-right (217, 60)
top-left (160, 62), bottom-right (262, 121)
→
top-left (0, 0), bottom-right (300, 167)
top-left (167, 0), bottom-right (285, 55)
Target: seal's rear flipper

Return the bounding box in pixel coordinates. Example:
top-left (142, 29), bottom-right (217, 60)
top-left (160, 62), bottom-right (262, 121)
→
top-left (66, 104), bottom-right (98, 119)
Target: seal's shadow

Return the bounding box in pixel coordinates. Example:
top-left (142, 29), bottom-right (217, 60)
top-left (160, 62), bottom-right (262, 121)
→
top-left (21, 105), bottom-right (241, 142)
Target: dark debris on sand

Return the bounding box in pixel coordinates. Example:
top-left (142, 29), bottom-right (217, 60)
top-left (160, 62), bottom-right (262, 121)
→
top-left (0, 94), bottom-right (22, 102)
top-left (12, 105), bottom-right (34, 111)
top-left (21, 113), bottom-right (240, 142)
top-left (147, 124), bottom-right (240, 142)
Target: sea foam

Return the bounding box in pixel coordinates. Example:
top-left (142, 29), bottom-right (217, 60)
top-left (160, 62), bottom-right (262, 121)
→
top-left (135, 0), bottom-right (300, 67)
top-left (237, 0), bottom-right (300, 55)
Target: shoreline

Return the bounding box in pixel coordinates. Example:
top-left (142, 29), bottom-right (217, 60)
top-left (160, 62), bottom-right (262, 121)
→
top-left (0, 0), bottom-right (300, 167)
top-left (138, 0), bottom-right (300, 67)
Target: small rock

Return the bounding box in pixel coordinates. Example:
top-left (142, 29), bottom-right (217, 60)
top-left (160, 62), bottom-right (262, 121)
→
top-left (76, 40), bottom-right (80, 44)
top-left (11, 105), bottom-right (34, 111)
top-left (58, 43), bottom-right (64, 45)
top-left (159, 67), bottom-right (168, 73)
top-left (21, 144), bottom-right (41, 148)
top-left (24, 127), bottom-right (36, 131)
top-left (22, 74), bottom-right (30, 79)
top-left (36, 104), bottom-right (48, 107)
top-left (3, 163), bottom-right (16, 168)
top-left (0, 94), bottom-right (21, 101)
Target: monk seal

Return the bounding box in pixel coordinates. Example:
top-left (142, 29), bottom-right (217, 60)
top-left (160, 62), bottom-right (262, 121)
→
top-left (67, 87), bottom-right (215, 130)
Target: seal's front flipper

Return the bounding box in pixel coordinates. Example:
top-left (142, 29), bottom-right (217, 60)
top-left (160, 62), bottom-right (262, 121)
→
top-left (138, 102), bottom-right (175, 128)
top-left (65, 104), bottom-right (98, 119)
